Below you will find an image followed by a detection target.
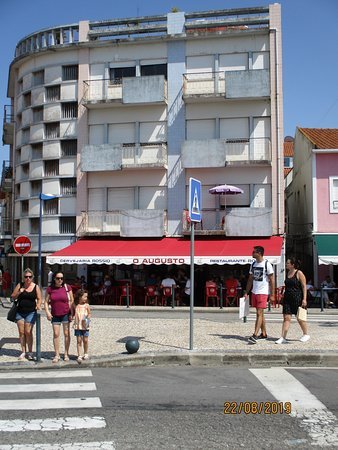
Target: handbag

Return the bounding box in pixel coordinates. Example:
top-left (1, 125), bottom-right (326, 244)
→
top-left (297, 306), bottom-right (307, 321)
top-left (7, 300), bottom-right (19, 322)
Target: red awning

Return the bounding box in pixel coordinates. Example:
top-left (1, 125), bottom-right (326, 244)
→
top-left (47, 236), bottom-right (283, 266)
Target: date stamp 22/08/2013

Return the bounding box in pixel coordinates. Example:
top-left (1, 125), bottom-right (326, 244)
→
top-left (224, 401), bottom-right (292, 415)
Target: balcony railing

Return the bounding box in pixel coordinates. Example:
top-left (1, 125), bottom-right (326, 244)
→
top-left (81, 142), bottom-right (167, 171)
top-left (1, 161), bottom-right (13, 192)
top-left (183, 69), bottom-right (270, 99)
top-left (122, 143), bottom-right (167, 167)
top-left (78, 210), bottom-right (167, 237)
top-left (181, 137), bottom-right (271, 168)
top-left (3, 105), bottom-right (14, 146)
top-left (182, 207), bottom-right (272, 236)
top-left (82, 76), bottom-right (167, 105)
top-left (0, 218), bottom-right (12, 238)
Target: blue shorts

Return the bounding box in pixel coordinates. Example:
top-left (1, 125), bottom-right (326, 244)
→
top-left (51, 314), bottom-right (70, 324)
top-left (16, 311), bottom-right (37, 324)
top-left (75, 329), bottom-right (89, 337)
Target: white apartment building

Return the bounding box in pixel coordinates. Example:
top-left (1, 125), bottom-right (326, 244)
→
top-left (3, 5), bottom-right (284, 289)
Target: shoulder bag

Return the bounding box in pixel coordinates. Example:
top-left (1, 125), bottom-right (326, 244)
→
top-left (7, 300), bottom-right (19, 322)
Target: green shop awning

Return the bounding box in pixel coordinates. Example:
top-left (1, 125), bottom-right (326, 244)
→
top-left (314, 234), bottom-right (338, 265)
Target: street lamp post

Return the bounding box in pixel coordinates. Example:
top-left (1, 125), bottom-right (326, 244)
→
top-left (38, 193), bottom-right (58, 288)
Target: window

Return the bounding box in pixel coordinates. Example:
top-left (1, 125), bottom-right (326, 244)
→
top-left (44, 160), bottom-right (59, 176)
top-left (14, 220), bottom-right (20, 235)
top-left (141, 64), bottom-right (167, 79)
top-left (23, 92), bottom-right (31, 108)
top-left (61, 139), bottom-right (77, 156)
top-left (44, 198), bottom-right (58, 215)
top-left (45, 122), bottom-right (60, 139)
top-left (18, 79), bottom-right (23, 94)
top-left (60, 178), bottom-right (76, 195)
top-left (30, 180), bottom-right (42, 196)
top-left (62, 65), bottom-right (78, 81)
top-left (22, 163), bottom-right (29, 177)
top-left (15, 184), bottom-right (20, 197)
top-left (16, 114), bottom-right (22, 129)
top-left (46, 85), bottom-right (60, 102)
top-left (30, 218), bottom-right (39, 234)
top-left (21, 200), bottom-right (29, 216)
top-left (22, 128), bottom-right (30, 144)
top-left (32, 107), bottom-right (43, 123)
top-left (31, 143), bottom-right (43, 160)
top-left (329, 176), bottom-right (338, 213)
top-left (61, 102), bottom-right (78, 119)
top-left (284, 157), bottom-right (293, 168)
top-left (60, 217), bottom-right (76, 234)
top-left (33, 70), bottom-right (44, 86)
top-left (109, 66), bottom-right (136, 83)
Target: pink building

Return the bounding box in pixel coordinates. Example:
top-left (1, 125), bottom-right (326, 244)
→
top-left (286, 128), bottom-right (338, 286)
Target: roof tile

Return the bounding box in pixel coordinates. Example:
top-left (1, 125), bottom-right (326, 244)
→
top-left (298, 128), bottom-right (338, 149)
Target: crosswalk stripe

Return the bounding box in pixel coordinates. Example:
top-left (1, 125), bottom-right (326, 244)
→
top-left (0, 382), bottom-right (96, 393)
top-left (0, 416), bottom-right (106, 432)
top-left (0, 397), bottom-right (102, 410)
top-left (250, 368), bottom-right (338, 447)
top-left (0, 369), bottom-right (93, 380)
top-left (0, 441), bottom-right (116, 449)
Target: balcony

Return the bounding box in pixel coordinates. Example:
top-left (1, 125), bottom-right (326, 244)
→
top-left (81, 143), bottom-right (167, 172)
top-left (2, 105), bottom-right (14, 145)
top-left (182, 207), bottom-right (272, 236)
top-left (82, 75), bottom-right (167, 107)
top-left (181, 137), bottom-right (271, 168)
top-left (0, 218), bottom-right (12, 239)
top-left (183, 69), bottom-right (270, 101)
top-left (78, 210), bottom-right (167, 237)
top-left (1, 161), bottom-right (13, 193)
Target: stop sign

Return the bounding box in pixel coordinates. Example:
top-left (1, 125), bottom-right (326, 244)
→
top-left (13, 235), bottom-right (32, 255)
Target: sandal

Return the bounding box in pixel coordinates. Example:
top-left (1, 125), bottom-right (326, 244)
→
top-left (52, 356), bottom-right (60, 363)
top-left (64, 355), bottom-right (70, 361)
top-left (18, 352), bottom-right (26, 361)
top-left (83, 354), bottom-right (89, 360)
top-left (27, 353), bottom-right (34, 361)
top-left (77, 356), bottom-right (83, 363)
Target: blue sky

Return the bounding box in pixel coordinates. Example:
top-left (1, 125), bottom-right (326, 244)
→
top-left (1, 0), bottom-right (337, 168)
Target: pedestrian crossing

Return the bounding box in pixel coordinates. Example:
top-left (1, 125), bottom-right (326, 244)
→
top-left (0, 369), bottom-right (116, 449)
top-left (250, 368), bottom-right (338, 447)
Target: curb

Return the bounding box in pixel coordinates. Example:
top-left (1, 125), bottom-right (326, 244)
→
top-left (1, 351), bottom-right (337, 371)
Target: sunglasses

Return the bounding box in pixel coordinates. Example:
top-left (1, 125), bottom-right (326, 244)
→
top-left (24, 275), bottom-right (33, 279)
top-left (55, 277), bottom-right (63, 280)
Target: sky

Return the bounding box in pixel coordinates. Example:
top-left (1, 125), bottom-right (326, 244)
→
top-left (1, 0), bottom-right (337, 169)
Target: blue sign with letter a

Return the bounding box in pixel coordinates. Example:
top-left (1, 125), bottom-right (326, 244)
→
top-left (189, 178), bottom-right (202, 222)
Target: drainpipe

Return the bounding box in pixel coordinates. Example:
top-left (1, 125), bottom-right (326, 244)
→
top-left (270, 27), bottom-right (282, 236)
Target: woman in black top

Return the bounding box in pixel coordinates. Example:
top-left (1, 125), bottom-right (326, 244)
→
top-left (11, 268), bottom-right (42, 360)
top-left (275, 257), bottom-right (309, 344)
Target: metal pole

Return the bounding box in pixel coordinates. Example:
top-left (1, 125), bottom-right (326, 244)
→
top-left (219, 285), bottom-right (223, 309)
top-left (36, 312), bottom-right (41, 362)
top-left (189, 222), bottom-right (195, 350)
top-left (320, 288), bottom-right (324, 312)
top-left (21, 255), bottom-right (24, 281)
top-left (126, 283), bottom-right (130, 308)
top-left (38, 195), bottom-right (43, 288)
top-left (171, 285), bottom-right (175, 309)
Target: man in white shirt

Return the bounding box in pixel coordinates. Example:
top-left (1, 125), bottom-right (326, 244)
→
top-left (161, 273), bottom-right (177, 307)
top-left (245, 246), bottom-right (275, 344)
